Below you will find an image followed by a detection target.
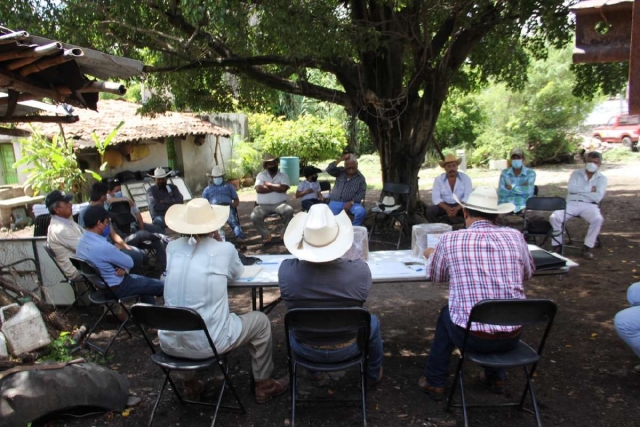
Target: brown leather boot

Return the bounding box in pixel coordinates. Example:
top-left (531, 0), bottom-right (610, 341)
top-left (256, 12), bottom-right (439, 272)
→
top-left (255, 376), bottom-right (289, 404)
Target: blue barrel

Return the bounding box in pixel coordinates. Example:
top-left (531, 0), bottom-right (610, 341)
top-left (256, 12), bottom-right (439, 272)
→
top-left (280, 156), bottom-right (300, 185)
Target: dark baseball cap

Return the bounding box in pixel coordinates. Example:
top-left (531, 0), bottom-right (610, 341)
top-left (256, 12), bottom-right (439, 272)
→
top-left (302, 166), bottom-right (322, 177)
top-left (83, 205), bottom-right (113, 228)
top-left (45, 190), bottom-right (74, 208)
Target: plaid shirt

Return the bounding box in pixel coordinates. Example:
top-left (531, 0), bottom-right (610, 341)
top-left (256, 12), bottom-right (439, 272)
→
top-left (327, 161), bottom-right (367, 203)
top-left (498, 166), bottom-right (536, 212)
top-left (426, 220), bottom-right (535, 333)
top-left (202, 182), bottom-right (238, 205)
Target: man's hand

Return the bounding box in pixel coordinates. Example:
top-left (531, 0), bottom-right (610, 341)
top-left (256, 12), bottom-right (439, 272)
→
top-left (446, 206), bottom-right (458, 218)
top-left (505, 184), bottom-right (513, 190)
top-left (344, 201), bottom-right (354, 212)
top-left (232, 199), bottom-right (240, 208)
top-left (305, 188), bottom-right (314, 195)
top-left (522, 182), bottom-right (529, 186)
top-left (115, 267), bottom-right (126, 277)
top-left (424, 247), bottom-right (435, 259)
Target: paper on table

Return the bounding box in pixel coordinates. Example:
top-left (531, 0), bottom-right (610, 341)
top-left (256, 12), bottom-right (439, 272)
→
top-left (427, 234), bottom-right (442, 249)
top-left (239, 265), bottom-right (262, 280)
top-left (368, 262), bottom-right (417, 277)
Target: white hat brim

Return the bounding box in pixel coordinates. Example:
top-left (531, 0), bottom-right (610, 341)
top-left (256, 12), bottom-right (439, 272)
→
top-left (148, 172), bottom-right (171, 178)
top-left (284, 210), bottom-right (354, 263)
top-left (165, 204), bottom-right (229, 235)
top-left (453, 193), bottom-right (515, 215)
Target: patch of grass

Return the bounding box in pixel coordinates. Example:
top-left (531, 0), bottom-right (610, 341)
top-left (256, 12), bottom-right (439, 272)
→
top-left (603, 147), bottom-right (640, 163)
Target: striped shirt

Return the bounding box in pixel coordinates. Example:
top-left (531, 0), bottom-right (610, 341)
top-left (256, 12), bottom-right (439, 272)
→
top-left (425, 220), bottom-right (534, 333)
top-left (498, 166), bottom-right (536, 212)
top-left (202, 182), bottom-right (238, 205)
top-left (327, 161), bottom-right (367, 203)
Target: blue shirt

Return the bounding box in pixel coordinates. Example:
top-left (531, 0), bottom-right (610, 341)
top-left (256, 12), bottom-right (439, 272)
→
top-left (202, 182), bottom-right (238, 205)
top-left (498, 166), bottom-right (536, 212)
top-left (76, 231), bottom-right (134, 287)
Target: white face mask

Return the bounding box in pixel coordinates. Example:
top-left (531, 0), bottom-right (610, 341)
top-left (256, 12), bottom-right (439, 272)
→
top-left (585, 162), bottom-right (598, 173)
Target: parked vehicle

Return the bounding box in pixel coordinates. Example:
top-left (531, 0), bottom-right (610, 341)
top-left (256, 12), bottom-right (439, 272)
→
top-left (592, 114), bottom-right (640, 150)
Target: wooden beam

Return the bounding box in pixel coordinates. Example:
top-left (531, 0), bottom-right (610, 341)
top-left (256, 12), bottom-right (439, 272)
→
top-left (0, 31), bottom-right (29, 45)
top-left (0, 71), bottom-right (66, 102)
top-left (0, 115), bottom-right (79, 124)
top-left (0, 127), bottom-right (31, 137)
top-left (5, 89), bottom-right (19, 117)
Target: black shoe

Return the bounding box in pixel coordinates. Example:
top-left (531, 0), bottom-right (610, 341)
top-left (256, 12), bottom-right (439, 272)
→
top-left (582, 245), bottom-right (594, 260)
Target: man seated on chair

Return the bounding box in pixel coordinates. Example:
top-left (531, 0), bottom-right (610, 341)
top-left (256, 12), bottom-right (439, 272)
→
top-left (278, 204), bottom-right (384, 384)
top-left (251, 153), bottom-right (294, 244)
top-left (202, 165), bottom-right (246, 250)
top-left (418, 187), bottom-right (535, 400)
top-left (498, 147), bottom-right (536, 214)
top-left (76, 205), bottom-right (164, 304)
top-left (107, 179), bottom-right (164, 234)
top-left (326, 153), bottom-right (367, 225)
top-left (296, 165), bottom-right (324, 211)
top-left (159, 198), bottom-right (289, 402)
top-left (46, 190), bottom-right (84, 280)
top-left (146, 167), bottom-right (184, 233)
top-left (549, 151), bottom-right (607, 260)
top-left (426, 154), bottom-right (472, 225)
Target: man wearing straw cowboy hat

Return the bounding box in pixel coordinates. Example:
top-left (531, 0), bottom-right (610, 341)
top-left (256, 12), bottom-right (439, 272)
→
top-left (251, 153), bottom-right (294, 244)
top-left (418, 187), bottom-right (534, 400)
top-left (159, 198), bottom-right (289, 403)
top-left (427, 153), bottom-right (473, 225)
top-left (202, 164), bottom-right (246, 250)
top-left (146, 167), bottom-right (184, 232)
top-left (278, 204), bottom-right (384, 384)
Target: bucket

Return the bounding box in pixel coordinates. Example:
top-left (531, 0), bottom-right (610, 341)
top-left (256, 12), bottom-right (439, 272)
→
top-left (280, 156), bottom-right (300, 185)
top-left (343, 226), bottom-right (370, 262)
top-left (411, 223), bottom-right (453, 259)
top-left (0, 302), bottom-right (51, 356)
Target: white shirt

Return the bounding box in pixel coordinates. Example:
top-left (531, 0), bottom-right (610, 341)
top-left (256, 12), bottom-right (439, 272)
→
top-left (298, 180), bottom-right (321, 201)
top-left (431, 172), bottom-right (473, 205)
top-left (47, 215), bottom-right (84, 279)
top-left (255, 170), bottom-right (290, 205)
top-left (566, 168), bottom-right (607, 205)
top-left (159, 238), bottom-right (244, 358)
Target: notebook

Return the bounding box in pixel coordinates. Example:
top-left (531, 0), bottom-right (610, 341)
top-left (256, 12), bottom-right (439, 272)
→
top-left (530, 249), bottom-right (567, 271)
top-left (239, 265), bottom-right (263, 280)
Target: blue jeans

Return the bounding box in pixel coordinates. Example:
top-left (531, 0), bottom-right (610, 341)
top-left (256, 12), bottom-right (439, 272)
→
top-left (113, 274), bottom-right (164, 304)
top-left (120, 248), bottom-right (145, 275)
top-left (289, 314), bottom-right (383, 380)
top-left (614, 282), bottom-right (640, 358)
top-left (425, 305), bottom-right (521, 387)
top-left (301, 198), bottom-right (324, 212)
top-left (328, 201), bottom-right (366, 226)
top-left (227, 207), bottom-right (245, 239)
top-left (152, 216), bottom-right (167, 233)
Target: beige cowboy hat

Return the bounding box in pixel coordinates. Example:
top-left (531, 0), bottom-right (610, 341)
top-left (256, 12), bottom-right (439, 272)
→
top-left (206, 165), bottom-right (225, 177)
top-left (262, 153), bottom-right (279, 165)
top-left (438, 154), bottom-right (462, 168)
top-left (284, 204), bottom-right (354, 263)
top-left (165, 198), bottom-right (229, 235)
top-left (148, 167), bottom-right (171, 179)
top-left (453, 187), bottom-right (515, 215)
top-left (378, 195), bottom-right (401, 212)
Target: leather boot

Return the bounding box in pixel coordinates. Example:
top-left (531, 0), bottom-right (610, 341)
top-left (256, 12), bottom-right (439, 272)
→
top-left (255, 376), bottom-right (289, 404)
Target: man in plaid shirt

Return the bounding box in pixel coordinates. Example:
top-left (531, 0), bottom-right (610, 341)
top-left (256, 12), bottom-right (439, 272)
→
top-left (418, 187), bottom-right (535, 400)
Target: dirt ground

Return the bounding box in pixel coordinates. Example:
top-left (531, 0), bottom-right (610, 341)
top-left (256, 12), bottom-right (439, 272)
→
top-left (29, 160), bottom-right (640, 427)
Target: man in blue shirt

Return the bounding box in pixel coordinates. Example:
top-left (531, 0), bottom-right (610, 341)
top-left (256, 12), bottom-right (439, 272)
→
top-left (202, 165), bottom-right (246, 249)
top-left (76, 205), bottom-right (164, 304)
top-left (497, 147), bottom-right (536, 213)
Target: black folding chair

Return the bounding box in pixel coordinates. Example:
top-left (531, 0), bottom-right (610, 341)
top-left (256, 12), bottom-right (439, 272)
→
top-left (33, 214), bottom-right (51, 237)
top-left (130, 304), bottom-right (246, 427)
top-left (43, 243), bottom-right (90, 314)
top-left (285, 307), bottom-right (371, 427)
top-left (69, 256), bottom-right (141, 356)
top-left (368, 183), bottom-right (412, 249)
top-left (108, 200), bottom-right (137, 235)
top-left (522, 197), bottom-right (566, 255)
top-left (446, 299), bottom-right (558, 427)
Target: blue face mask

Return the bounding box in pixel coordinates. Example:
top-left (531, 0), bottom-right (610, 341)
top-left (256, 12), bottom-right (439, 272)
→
top-left (213, 177), bottom-right (224, 186)
top-left (101, 224), bottom-right (111, 238)
top-left (511, 159), bottom-right (523, 169)
top-left (114, 191), bottom-right (123, 198)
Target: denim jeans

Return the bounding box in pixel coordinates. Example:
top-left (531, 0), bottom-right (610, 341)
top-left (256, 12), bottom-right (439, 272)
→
top-left (113, 274), bottom-right (164, 304)
top-left (425, 305), bottom-right (521, 387)
top-left (152, 215), bottom-right (167, 233)
top-left (614, 282), bottom-right (640, 358)
top-left (227, 207), bottom-right (245, 239)
top-left (120, 248), bottom-right (145, 275)
top-left (301, 198), bottom-right (324, 212)
top-left (289, 314), bottom-right (383, 380)
top-left (328, 201), bottom-right (366, 226)
top-left (125, 230), bottom-right (167, 271)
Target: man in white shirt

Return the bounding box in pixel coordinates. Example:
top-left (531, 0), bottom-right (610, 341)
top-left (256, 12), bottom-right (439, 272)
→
top-left (251, 153), bottom-right (294, 244)
top-left (46, 190), bottom-right (84, 280)
top-left (427, 154), bottom-right (473, 224)
top-left (550, 151), bottom-right (607, 259)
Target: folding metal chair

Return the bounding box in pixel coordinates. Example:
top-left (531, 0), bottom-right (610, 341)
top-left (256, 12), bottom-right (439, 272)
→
top-left (522, 197), bottom-right (566, 255)
top-left (446, 299), bottom-right (558, 427)
top-left (33, 214), bottom-right (51, 237)
top-left (43, 243), bottom-right (90, 314)
top-left (131, 304), bottom-right (246, 427)
top-left (285, 307), bottom-right (371, 427)
top-left (368, 182), bottom-right (412, 249)
top-left (69, 256), bottom-right (141, 356)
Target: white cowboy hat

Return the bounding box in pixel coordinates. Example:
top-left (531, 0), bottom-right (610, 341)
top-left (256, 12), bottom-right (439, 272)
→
top-left (378, 195), bottom-right (401, 212)
top-left (148, 167), bottom-right (171, 179)
top-left (438, 153), bottom-right (462, 168)
top-left (206, 165), bottom-right (225, 177)
top-left (165, 198), bottom-right (229, 235)
top-left (453, 187), bottom-right (515, 215)
top-left (284, 204), bottom-right (354, 263)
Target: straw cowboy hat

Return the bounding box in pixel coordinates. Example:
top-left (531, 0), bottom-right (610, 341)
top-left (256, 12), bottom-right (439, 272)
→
top-left (284, 204), bottom-right (354, 263)
top-left (148, 167), bottom-right (171, 179)
top-left (262, 153), bottom-right (278, 166)
top-left (206, 165), bottom-right (225, 177)
top-left (165, 198), bottom-right (229, 235)
top-left (438, 154), bottom-right (462, 168)
top-left (378, 195), bottom-right (401, 212)
top-left (453, 187), bottom-right (515, 215)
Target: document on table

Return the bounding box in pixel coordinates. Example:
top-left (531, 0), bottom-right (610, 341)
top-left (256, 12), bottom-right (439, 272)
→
top-left (368, 261), bottom-right (420, 277)
top-left (427, 234), bottom-right (442, 249)
top-left (239, 265), bottom-right (263, 280)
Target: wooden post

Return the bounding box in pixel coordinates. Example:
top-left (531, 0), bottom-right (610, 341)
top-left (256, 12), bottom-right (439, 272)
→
top-left (630, 0), bottom-right (640, 114)
top-left (0, 115), bottom-right (79, 123)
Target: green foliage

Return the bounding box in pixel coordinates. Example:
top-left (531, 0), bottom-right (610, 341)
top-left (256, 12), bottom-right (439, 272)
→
top-left (40, 331), bottom-right (75, 363)
top-left (248, 113), bottom-right (346, 165)
top-left (435, 92), bottom-right (485, 150)
top-left (226, 136), bottom-right (262, 180)
top-left (603, 147), bottom-right (640, 163)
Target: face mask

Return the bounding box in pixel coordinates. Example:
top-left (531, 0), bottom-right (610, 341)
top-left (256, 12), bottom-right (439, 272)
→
top-left (101, 224), bottom-right (111, 238)
top-left (213, 177), bottom-right (224, 186)
top-left (267, 166), bottom-right (278, 174)
top-left (310, 175), bottom-right (318, 182)
top-left (585, 162), bottom-right (598, 173)
top-left (114, 191), bottom-right (123, 198)
top-left (511, 159), bottom-right (523, 169)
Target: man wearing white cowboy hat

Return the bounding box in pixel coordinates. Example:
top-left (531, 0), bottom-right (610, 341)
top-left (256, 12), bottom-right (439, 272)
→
top-left (251, 153), bottom-right (294, 244)
top-left (146, 166), bottom-right (184, 232)
top-left (417, 187), bottom-right (534, 400)
top-left (278, 204), bottom-right (384, 384)
top-left (202, 164), bottom-right (246, 249)
top-left (427, 153), bottom-right (473, 225)
top-left (159, 198), bottom-right (289, 403)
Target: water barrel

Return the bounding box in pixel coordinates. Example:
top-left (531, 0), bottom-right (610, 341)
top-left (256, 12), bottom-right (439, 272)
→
top-left (280, 156), bottom-right (300, 185)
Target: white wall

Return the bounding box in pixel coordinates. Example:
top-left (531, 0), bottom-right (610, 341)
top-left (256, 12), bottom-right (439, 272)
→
top-left (76, 140), bottom-right (169, 180)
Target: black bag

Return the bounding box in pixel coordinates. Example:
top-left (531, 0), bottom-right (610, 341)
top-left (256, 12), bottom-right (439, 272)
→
top-left (527, 219), bottom-right (552, 235)
top-left (239, 253), bottom-right (261, 266)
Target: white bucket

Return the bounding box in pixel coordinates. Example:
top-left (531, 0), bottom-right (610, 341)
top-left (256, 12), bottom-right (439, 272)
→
top-left (343, 226), bottom-right (370, 262)
top-left (0, 302), bottom-right (52, 356)
top-left (0, 332), bottom-right (8, 359)
top-left (411, 223), bottom-right (453, 259)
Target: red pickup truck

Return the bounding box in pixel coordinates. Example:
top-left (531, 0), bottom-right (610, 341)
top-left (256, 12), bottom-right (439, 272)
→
top-left (592, 114), bottom-right (640, 150)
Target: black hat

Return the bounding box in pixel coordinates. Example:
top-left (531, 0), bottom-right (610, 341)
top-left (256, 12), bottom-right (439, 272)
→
top-left (45, 190), bottom-right (73, 208)
top-left (83, 205), bottom-right (113, 228)
top-left (302, 166), bottom-right (322, 177)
